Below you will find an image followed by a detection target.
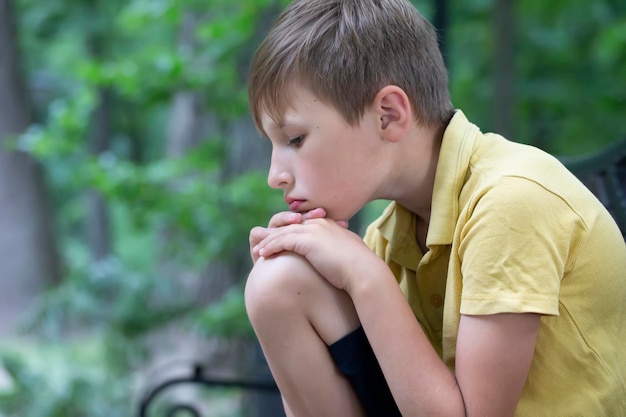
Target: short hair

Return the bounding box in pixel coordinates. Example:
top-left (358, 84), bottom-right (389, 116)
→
top-left (248, 0), bottom-right (454, 137)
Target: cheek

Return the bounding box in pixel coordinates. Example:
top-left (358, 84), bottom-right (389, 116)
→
top-left (300, 144), bottom-right (365, 197)
top-left (310, 160), bottom-right (351, 189)
top-left (298, 163), bottom-right (345, 203)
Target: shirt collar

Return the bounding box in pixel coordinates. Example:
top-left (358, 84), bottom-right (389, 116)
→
top-left (377, 202), bottom-right (420, 270)
top-left (428, 110), bottom-right (479, 246)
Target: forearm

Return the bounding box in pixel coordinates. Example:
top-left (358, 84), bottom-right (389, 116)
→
top-left (347, 264), bottom-right (466, 417)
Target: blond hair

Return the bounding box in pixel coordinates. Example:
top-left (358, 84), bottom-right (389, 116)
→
top-left (248, 0), bottom-right (453, 136)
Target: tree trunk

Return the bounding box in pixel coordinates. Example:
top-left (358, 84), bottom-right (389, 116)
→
top-left (0, 0), bottom-right (61, 334)
top-left (432, 0), bottom-right (450, 64)
top-left (492, 0), bottom-right (516, 138)
top-left (85, 87), bottom-right (113, 260)
top-left (84, 7), bottom-right (113, 260)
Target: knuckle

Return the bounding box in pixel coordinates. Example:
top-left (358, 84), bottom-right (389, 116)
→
top-left (249, 226), bottom-right (265, 238)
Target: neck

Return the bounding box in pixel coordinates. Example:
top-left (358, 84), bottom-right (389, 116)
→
top-left (380, 122), bottom-right (444, 223)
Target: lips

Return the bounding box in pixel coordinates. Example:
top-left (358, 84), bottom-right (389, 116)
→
top-left (285, 198), bottom-right (306, 212)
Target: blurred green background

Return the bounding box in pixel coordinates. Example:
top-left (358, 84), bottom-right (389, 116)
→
top-left (0, 0), bottom-right (623, 415)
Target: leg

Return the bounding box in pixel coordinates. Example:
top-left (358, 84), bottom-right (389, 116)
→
top-left (282, 397), bottom-right (294, 417)
top-left (245, 252), bottom-right (365, 417)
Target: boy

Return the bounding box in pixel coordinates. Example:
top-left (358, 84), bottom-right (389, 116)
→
top-left (244, 0), bottom-right (626, 416)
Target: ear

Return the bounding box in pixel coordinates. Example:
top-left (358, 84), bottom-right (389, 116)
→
top-left (373, 85), bottom-right (412, 143)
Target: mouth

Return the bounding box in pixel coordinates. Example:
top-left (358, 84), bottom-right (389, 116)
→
top-left (285, 197), bottom-right (307, 212)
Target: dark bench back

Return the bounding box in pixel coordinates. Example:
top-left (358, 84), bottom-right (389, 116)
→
top-left (560, 137), bottom-right (626, 237)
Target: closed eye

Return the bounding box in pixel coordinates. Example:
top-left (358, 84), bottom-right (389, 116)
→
top-left (289, 135), bottom-right (304, 147)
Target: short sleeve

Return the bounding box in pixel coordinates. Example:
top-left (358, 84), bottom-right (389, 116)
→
top-left (458, 176), bottom-right (586, 316)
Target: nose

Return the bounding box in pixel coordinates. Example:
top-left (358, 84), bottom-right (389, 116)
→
top-left (267, 151), bottom-right (293, 189)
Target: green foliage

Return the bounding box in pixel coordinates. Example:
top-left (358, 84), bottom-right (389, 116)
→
top-left (190, 287), bottom-right (254, 338)
top-left (450, 0), bottom-right (626, 155)
top-left (4, 0), bottom-right (284, 415)
top-left (24, 256), bottom-right (192, 341)
top-left (0, 341), bottom-right (134, 417)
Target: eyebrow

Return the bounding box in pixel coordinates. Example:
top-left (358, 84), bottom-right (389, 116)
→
top-left (260, 120), bottom-right (282, 140)
top-left (263, 117), bottom-right (283, 130)
top-left (266, 119), bottom-right (297, 132)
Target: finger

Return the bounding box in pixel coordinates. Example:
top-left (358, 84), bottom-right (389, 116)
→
top-left (255, 223), bottom-right (305, 258)
top-left (268, 211), bottom-right (302, 228)
top-left (301, 207), bottom-right (326, 220)
top-left (336, 220), bottom-right (349, 229)
top-left (258, 232), bottom-right (301, 259)
top-left (249, 226), bottom-right (272, 247)
top-left (250, 227), bottom-right (274, 262)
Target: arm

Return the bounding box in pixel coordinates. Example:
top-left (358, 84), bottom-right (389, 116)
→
top-left (351, 262), bottom-right (539, 416)
top-left (456, 313), bottom-right (540, 416)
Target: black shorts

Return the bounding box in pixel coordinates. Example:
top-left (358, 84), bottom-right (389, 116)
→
top-left (328, 327), bottom-right (402, 417)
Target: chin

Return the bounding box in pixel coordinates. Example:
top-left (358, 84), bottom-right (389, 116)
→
top-left (325, 208), bottom-right (358, 223)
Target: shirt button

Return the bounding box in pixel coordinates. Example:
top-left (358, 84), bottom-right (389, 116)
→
top-left (430, 294), bottom-right (443, 307)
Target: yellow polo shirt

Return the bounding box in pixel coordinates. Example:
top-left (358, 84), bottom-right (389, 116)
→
top-left (364, 111), bottom-right (626, 416)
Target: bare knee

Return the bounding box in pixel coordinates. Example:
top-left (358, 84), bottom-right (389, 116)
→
top-left (244, 252), bottom-right (316, 322)
top-left (245, 252), bottom-right (359, 344)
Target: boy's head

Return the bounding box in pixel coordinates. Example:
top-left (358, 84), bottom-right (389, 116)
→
top-left (248, 0), bottom-right (454, 137)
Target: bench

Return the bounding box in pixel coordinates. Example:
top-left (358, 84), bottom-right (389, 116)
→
top-left (136, 138), bottom-right (626, 417)
top-left (559, 137), bottom-right (626, 236)
top-left (137, 362), bottom-right (280, 417)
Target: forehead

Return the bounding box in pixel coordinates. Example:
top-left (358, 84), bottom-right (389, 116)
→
top-left (260, 86), bottom-right (325, 134)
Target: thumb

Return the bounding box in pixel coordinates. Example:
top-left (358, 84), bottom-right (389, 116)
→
top-left (336, 220), bottom-right (349, 229)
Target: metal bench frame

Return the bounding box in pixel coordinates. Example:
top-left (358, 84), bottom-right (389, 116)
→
top-left (137, 362), bottom-right (279, 417)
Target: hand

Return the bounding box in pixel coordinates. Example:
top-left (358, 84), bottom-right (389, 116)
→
top-left (254, 217), bottom-right (382, 292)
top-left (249, 208), bottom-right (348, 263)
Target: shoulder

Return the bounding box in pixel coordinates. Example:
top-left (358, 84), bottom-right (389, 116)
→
top-left (461, 133), bottom-right (600, 237)
top-left (460, 176), bottom-right (589, 270)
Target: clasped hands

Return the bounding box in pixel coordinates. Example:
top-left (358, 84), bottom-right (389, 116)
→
top-left (249, 208), bottom-right (381, 292)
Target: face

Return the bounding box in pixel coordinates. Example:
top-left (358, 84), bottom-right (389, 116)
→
top-left (261, 87), bottom-right (384, 221)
